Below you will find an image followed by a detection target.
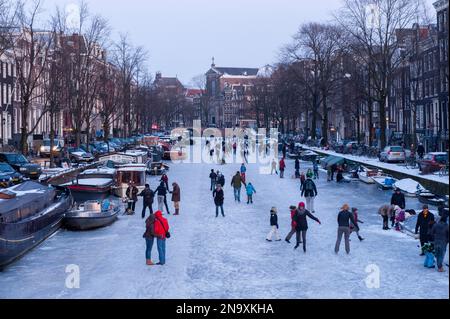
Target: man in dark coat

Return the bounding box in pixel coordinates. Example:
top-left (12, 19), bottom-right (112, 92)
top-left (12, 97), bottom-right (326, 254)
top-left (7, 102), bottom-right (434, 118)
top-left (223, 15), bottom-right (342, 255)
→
top-left (415, 205), bottom-right (435, 255)
top-left (217, 172), bottom-right (225, 187)
top-left (139, 184), bottom-right (155, 218)
top-left (209, 169), bottom-right (217, 191)
top-left (213, 184), bottom-right (225, 217)
top-left (293, 202), bottom-right (321, 252)
top-left (391, 188), bottom-right (406, 227)
top-left (335, 204), bottom-right (359, 254)
top-left (431, 216), bottom-right (449, 272)
top-left (294, 158), bottom-right (300, 178)
top-left (125, 182), bottom-right (138, 213)
top-left (156, 181), bottom-right (171, 215)
top-left (417, 143), bottom-right (425, 159)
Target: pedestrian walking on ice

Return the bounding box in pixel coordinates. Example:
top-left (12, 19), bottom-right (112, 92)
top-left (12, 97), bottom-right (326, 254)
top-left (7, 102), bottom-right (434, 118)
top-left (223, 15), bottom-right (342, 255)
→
top-left (246, 182), bottom-right (256, 204)
top-left (156, 181), bottom-right (171, 214)
top-left (350, 207), bottom-right (364, 241)
top-left (285, 206), bottom-right (299, 244)
top-left (125, 181), bottom-right (138, 214)
top-left (209, 169), bottom-right (217, 191)
top-left (415, 205), bottom-right (435, 256)
top-left (240, 163), bottom-right (247, 184)
top-left (378, 204), bottom-right (394, 230)
top-left (171, 182), bottom-right (181, 215)
top-left (335, 204), bottom-right (359, 254)
top-left (301, 175), bottom-right (318, 214)
top-left (139, 184), bottom-right (155, 218)
top-left (213, 184), bottom-right (225, 217)
top-left (266, 207), bottom-right (281, 242)
top-left (293, 202), bottom-right (321, 252)
top-left (313, 160), bottom-right (319, 179)
top-left (143, 213), bottom-right (156, 266)
top-left (231, 171), bottom-right (246, 202)
top-left (279, 157), bottom-right (286, 178)
top-left (153, 210), bottom-right (170, 265)
top-left (430, 216), bottom-right (449, 272)
top-left (295, 158), bottom-right (300, 178)
top-left (271, 159), bottom-right (278, 175)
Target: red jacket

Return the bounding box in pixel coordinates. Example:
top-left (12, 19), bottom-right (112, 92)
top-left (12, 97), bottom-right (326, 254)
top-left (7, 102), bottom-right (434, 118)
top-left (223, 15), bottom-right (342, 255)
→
top-left (279, 159), bottom-right (286, 170)
top-left (161, 175), bottom-right (169, 183)
top-left (153, 211), bottom-right (170, 239)
top-left (290, 209), bottom-right (297, 228)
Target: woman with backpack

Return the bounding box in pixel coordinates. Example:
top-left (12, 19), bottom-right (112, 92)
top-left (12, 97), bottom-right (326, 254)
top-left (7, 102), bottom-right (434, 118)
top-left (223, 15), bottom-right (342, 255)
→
top-left (301, 176), bottom-right (318, 214)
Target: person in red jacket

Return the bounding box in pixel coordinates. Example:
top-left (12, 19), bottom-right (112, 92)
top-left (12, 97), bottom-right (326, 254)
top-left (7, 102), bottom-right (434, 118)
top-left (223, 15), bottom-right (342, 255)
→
top-left (285, 205), bottom-right (301, 244)
top-left (153, 211), bottom-right (170, 265)
top-left (279, 157), bottom-right (286, 178)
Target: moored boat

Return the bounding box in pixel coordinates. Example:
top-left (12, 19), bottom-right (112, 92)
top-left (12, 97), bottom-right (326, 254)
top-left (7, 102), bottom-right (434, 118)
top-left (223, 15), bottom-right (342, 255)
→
top-left (0, 181), bottom-right (72, 269)
top-left (393, 178), bottom-right (427, 197)
top-left (63, 167), bottom-right (116, 202)
top-left (418, 191), bottom-right (447, 207)
top-left (64, 200), bottom-right (119, 231)
top-left (358, 166), bottom-right (382, 184)
top-left (372, 175), bottom-right (398, 190)
top-left (114, 164), bottom-right (147, 198)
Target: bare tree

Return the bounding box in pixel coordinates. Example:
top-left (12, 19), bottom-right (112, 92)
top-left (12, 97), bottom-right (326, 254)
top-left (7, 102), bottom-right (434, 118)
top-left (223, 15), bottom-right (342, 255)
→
top-left (111, 34), bottom-right (147, 138)
top-left (191, 74), bottom-right (209, 127)
top-left (13, 0), bottom-right (53, 154)
top-left (0, 0), bottom-right (22, 55)
top-left (335, 0), bottom-right (419, 148)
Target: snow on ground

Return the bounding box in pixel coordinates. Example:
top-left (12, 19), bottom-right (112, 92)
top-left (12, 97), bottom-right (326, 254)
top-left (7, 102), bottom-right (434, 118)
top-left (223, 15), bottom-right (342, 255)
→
top-left (0, 152), bottom-right (448, 299)
top-left (302, 145), bottom-right (449, 185)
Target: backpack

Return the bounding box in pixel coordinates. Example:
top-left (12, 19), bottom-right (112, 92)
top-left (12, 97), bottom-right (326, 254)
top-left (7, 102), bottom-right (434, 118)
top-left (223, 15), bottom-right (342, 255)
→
top-left (304, 180), bottom-right (314, 192)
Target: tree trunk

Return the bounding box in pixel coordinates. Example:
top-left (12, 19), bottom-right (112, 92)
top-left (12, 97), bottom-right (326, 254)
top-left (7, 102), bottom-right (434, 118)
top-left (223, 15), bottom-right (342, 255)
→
top-left (50, 110), bottom-right (55, 168)
top-left (20, 99), bottom-right (29, 155)
top-left (322, 93), bottom-right (328, 145)
top-left (311, 93), bottom-right (318, 139)
top-left (379, 94), bottom-right (387, 149)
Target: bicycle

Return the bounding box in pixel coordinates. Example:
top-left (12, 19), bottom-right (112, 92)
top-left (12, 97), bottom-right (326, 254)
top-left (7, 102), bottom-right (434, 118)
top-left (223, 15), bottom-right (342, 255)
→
top-left (439, 164), bottom-right (449, 177)
top-left (405, 156), bottom-right (418, 169)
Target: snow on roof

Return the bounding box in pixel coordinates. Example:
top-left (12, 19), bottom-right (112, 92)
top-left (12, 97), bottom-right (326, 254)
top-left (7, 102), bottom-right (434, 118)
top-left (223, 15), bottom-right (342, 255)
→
top-left (257, 65), bottom-right (274, 78)
top-left (393, 178), bottom-right (426, 194)
top-left (80, 167), bottom-right (116, 175)
top-left (117, 165), bottom-right (147, 172)
top-left (75, 178), bottom-right (113, 186)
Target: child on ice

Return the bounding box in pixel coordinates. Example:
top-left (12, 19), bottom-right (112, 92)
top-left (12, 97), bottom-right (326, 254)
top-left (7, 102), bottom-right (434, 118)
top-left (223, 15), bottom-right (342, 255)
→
top-left (266, 207), bottom-right (281, 242)
top-left (246, 182), bottom-right (256, 204)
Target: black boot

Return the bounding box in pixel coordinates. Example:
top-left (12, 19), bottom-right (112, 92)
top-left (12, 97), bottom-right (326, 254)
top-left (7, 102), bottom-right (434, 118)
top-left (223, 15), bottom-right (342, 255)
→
top-left (358, 236), bottom-right (364, 241)
top-left (294, 244), bottom-right (299, 249)
top-left (285, 239), bottom-right (290, 244)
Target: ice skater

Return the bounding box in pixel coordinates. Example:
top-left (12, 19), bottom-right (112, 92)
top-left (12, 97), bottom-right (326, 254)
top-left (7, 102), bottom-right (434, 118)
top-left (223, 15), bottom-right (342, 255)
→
top-left (301, 175), bottom-right (317, 214)
top-left (213, 184), bottom-right (225, 217)
top-left (285, 206), bottom-right (299, 244)
top-left (246, 182), bottom-right (256, 204)
top-left (293, 202), bottom-right (321, 252)
top-left (209, 169), bottom-right (217, 191)
top-left (335, 204), bottom-right (359, 254)
top-left (266, 207), bottom-right (281, 242)
top-left (279, 157), bottom-right (286, 178)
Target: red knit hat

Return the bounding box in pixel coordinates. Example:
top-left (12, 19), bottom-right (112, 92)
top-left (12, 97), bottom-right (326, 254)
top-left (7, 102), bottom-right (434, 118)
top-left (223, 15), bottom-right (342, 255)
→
top-left (298, 202), bottom-right (305, 208)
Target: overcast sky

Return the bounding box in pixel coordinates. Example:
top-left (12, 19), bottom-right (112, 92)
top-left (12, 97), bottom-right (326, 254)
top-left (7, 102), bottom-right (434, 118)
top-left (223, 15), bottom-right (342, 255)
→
top-left (41, 0), bottom-right (436, 85)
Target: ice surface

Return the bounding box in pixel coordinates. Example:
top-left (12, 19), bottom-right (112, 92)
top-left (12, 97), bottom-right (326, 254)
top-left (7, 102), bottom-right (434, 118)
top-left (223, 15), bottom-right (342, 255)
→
top-left (0, 152), bottom-right (448, 299)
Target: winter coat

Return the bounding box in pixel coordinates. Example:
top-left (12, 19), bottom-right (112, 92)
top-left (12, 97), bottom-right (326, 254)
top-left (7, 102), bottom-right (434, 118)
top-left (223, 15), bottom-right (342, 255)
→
top-left (143, 214), bottom-right (156, 239)
top-left (293, 208), bottom-right (320, 231)
top-left (217, 175), bottom-right (225, 187)
top-left (246, 184), bottom-right (256, 195)
top-left (161, 174), bottom-right (168, 183)
top-left (415, 211), bottom-right (435, 235)
top-left (391, 192), bottom-right (406, 209)
top-left (126, 186), bottom-right (138, 201)
top-left (350, 212), bottom-right (360, 230)
top-left (156, 183), bottom-right (167, 196)
top-left (295, 159), bottom-right (300, 170)
top-left (270, 213), bottom-right (279, 228)
top-left (279, 159), bottom-right (286, 170)
top-left (301, 178), bottom-right (317, 198)
top-left (213, 188), bottom-right (224, 206)
top-left (337, 210), bottom-right (359, 230)
top-left (209, 172), bottom-right (217, 181)
top-left (378, 204), bottom-right (393, 217)
top-left (431, 221), bottom-right (449, 245)
top-left (313, 162), bottom-right (319, 171)
top-left (271, 161), bottom-right (277, 169)
top-left (417, 145), bottom-right (425, 156)
top-left (171, 183), bottom-right (180, 202)
top-left (153, 211), bottom-right (170, 239)
top-left (290, 209), bottom-right (297, 228)
top-left (231, 174), bottom-right (245, 189)
top-left (139, 188), bottom-right (155, 205)
top-left (240, 165), bottom-right (247, 174)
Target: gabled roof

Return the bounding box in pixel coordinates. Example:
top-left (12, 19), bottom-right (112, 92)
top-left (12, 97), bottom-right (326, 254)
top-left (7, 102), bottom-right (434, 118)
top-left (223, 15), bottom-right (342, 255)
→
top-left (154, 77), bottom-right (183, 87)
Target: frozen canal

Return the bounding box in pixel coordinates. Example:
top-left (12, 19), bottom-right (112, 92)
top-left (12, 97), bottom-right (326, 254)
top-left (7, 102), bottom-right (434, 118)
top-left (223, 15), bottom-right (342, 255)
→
top-left (0, 156), bottom-right (448, 299)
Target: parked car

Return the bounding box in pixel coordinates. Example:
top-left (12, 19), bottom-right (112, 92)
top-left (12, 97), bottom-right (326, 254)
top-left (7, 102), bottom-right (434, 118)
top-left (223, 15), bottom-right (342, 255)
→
top-left (67, 147), bottom-right (95, 163)
top-left (379, 146), bottom-right (406, 163)
top-left (418, 152), bottom-right (448, 174)
top-left (39, 139), bottom-right (64, 157)
top-left (0, 162), bottom-right (24, 185)
top-left (0, 153), bottom-right (42, 179)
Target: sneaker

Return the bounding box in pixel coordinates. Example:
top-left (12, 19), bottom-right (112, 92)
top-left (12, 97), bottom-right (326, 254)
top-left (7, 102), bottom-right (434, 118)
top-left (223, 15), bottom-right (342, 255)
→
top-left (266, 239), bottom-right (272, 242)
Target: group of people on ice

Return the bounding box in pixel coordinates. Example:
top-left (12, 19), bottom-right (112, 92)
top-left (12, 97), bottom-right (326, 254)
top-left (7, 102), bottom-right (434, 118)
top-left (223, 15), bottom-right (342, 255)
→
top-left (124, 172), bottom-right (181, 267)
top-left (378, 187), bottom-right (448, 272)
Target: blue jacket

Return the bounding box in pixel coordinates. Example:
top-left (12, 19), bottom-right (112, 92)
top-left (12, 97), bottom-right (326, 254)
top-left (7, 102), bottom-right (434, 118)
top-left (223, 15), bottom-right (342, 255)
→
top-left (246, 184), bottom-right (256, 195)
top-left (240, 165), bottom-right (247, 174)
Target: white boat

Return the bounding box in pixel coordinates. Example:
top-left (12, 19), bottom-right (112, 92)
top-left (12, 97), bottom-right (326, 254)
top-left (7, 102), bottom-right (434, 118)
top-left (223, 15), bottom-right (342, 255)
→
top-left (393, 178), bottom-right (427, 197)
top-left (372, 175), bottom-right (398, 190)
top-left (113, 164), bottom-right (147, 198)
top-left (358, 166), bottom-right (383, 184)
